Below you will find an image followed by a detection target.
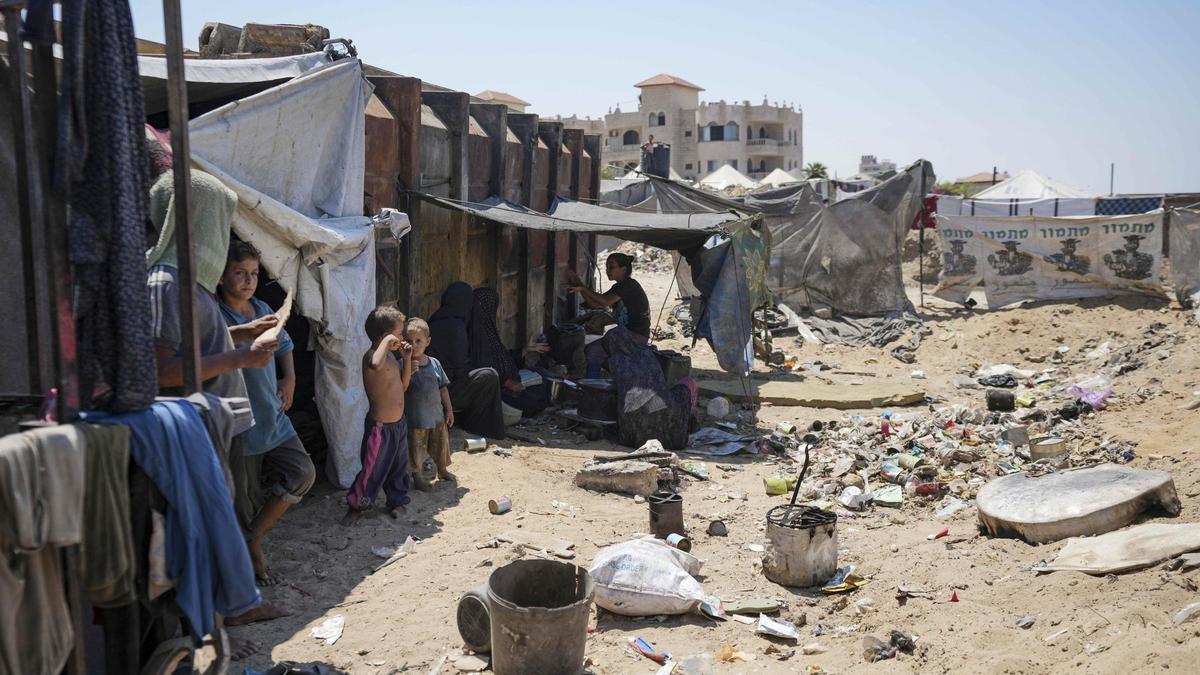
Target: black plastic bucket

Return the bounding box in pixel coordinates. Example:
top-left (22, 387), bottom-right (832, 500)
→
top-left (486, 560), bottom-right (594, 675)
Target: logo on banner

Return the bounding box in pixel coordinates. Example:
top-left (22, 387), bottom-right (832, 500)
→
top-left (1103, 235), bottom-right (1153, 280)
top-left (987, 241), bottom-right (1032, 277)
top-left (1043, 238), bottom-right (1091, 275)
top-left (943, 239), bottom-right (977, 276)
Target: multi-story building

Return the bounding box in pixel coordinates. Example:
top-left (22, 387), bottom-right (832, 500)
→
top-left (565, 73), bottom-right (802, 181)
top-left (859, 155), bottom-right (896, 176)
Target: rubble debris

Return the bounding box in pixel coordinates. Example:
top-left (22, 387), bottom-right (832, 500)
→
top-left (574, 459), bottom-right (660, 495)
top-left (977, 464), bottom-right (1181, 544)
top-left (1038, 523), bottom-right (1200, 574)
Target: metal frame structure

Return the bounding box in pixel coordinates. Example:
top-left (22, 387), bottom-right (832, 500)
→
top-left (3, 0), bottom-right (213, 671)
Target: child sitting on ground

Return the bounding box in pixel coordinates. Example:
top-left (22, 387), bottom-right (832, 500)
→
top-left (343, 306), bottom-right (413, 525)
top-left (403, 318), bottom-right (456, 491)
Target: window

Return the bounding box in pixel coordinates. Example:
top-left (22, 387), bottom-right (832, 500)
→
top-left (699, 126), bottom-right (709, 142)
top-left (707, 160), bottom-right (717, 172)
top-left (684, 130), bottom-right (692, 137)
top-left (622, 129), bottom-right (640, 145)
top-left (728, 160), bottom-right (737, 170)
top-left (685, 163), bottom-right (693, 170)
top-left (759, 160), bottom-right (766, 172)
top-left (708, 123), bottom-right (725, 141)
top-left (657, 112), bottom-right (666, 126)
top-left (724, 122), bottom-right (739, 141)
top-left (758, 127), bottom-right (767, 139)
top-left (648, 113), bottom-right (658, 127)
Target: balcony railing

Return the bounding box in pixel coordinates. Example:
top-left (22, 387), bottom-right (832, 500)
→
top-left (746, 138), bottom-right (785, 146)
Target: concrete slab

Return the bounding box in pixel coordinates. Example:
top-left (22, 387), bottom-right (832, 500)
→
top-left (697, 379), bottom-right (925, 408)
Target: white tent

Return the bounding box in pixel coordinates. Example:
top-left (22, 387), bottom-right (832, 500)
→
top-left (139, 54), bottom-right (405, 488)
top-left (939, 169), bottom-right (1096, 217)
top-left (973, 170), bottom-right (1092, 200)
top-left (788, 167), bottom-right (807, 181)
top-left (759, 168), bottom-right (801, 187)
top-left (698, 164), bottom-right (758, 190)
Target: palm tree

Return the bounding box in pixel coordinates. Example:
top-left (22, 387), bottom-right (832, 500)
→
top-left (804, 162), bottom-right (828, 180)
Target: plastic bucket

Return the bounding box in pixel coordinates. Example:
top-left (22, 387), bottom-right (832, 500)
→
top-left (486, 559), bottom-right (594, 675)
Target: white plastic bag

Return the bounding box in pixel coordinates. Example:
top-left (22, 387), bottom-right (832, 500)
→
top-left (588, 538), bottom-right (708, 616)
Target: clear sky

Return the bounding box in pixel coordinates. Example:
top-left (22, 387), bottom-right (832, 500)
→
top-left (130, 0), bottom-right (1200, 194)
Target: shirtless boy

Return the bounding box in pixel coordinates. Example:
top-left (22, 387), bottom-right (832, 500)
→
top-left (343, 306), bottom-right (413, 524)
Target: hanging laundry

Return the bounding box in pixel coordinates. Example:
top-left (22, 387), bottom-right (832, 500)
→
top-left (54, 0), bottom-right (157, 412)
top-left (79, 423), bottom-right (136, 608)
top-left (0, 425), bottom-right (86, 675)
top-left (87, 401), bottom-right (260, 641)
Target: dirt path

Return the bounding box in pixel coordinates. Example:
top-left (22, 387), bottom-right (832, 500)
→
top-left (230, 239), bottom-right (1200, 674)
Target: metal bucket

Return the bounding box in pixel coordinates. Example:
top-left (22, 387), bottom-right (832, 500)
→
top-left (487, 560), bottom-right (594, 675)
top-left (654, 349), bottom-right (692, 387)
top-left (457, 583), bottom-right (491, 653)
top-left (648, 490), bottom-right (684, 539)
top-left (762, 505), bottom-right (838, 588)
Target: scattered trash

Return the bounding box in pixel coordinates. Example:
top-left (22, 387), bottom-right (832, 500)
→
top-left (986, 389), bottom-right (1016, 412)
top-left (927, 527), bottom-right (950, 541)
top-left (746, 543), bottom-right (765, 553)
top-left (589, 538), bottom-right (717, 616)
top-left (488, 496), bottom-right (512, 515)
top-left (853, 597), bottom-right (876, 615)
top-left (449, 654), bottom-right (489, 673)
top-left (465, 438), bottom-right (488, 452)
top-left (707, 520), bottom-right (728, 536)
top-left (862, 629), bottom-right (915, 663)
top-left (1038, 522), bottom-right (1200, 574)
top-left (1016, 615), bottom-right (1036, 629)
top-left (1173, 602), bottom-right (1200, 626)
top-left (730, 614), bottom-right (756, 625)
top-left (837, 486), bottom-right (872, 510)
top-left (978, 374), bottom-right (1018, 388)
top-left (665, 533), bottom-right (692, 552)
top-left (724, 597), bottom-right (782, 615)
top-left (873, 485), bottom-right (904, 508)
top-left (495, 530), bottom-right (576, 560)
top-left (310, 615), bottom-right (345, 645)
top-left (910, 370), bottom-right (927, 379)
top-left (895, 585), bottom-right (932, 600)
top-left (934, 497), bottom-right (970, 518)
top-left (977, 464), bottom-right (1181, 544)
top-left (706, 396), bottom-right (732, 420)
top-left (714, 645), bottom-right (755, 663)
top-left (628, 637), bottom-right (669, 664)
top-left (756, 614), bottom-right (801, 641)
top-left (822, 566), bottom-right (867, 594)
top-left (801, 643), bottom-right (827, 655)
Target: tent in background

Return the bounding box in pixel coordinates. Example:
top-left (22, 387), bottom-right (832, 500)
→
top-left (938, 169), bottom-right (1096, 217)
top-left (758, 168), bottom-right (801, 188)
top-left (972, 170), bottom-right (1092, 200)
top-left (698, 164), bottom-right (758, 190)
top-left (138, 53), bottom-right (399, 488)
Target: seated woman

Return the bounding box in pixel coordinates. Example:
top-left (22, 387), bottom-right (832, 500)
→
top-left (427, 282), bottom-right (506, 439)
top-left (468, 287), bottom-right (552, 417)
top-left (564, 252), bottom-right (651, 378)
top-left (605, 326), bottom-right (698, 450)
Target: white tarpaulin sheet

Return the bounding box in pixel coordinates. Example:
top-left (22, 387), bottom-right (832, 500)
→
top-left (935, 211), bottom-right (1166, 307)
top-left (185, 58), bottom-right (380, 487)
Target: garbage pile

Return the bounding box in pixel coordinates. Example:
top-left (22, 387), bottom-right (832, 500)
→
top-left (599, 241), bottom-right (674, 274)
top-left (760, 358), bottom-right (1161, 515)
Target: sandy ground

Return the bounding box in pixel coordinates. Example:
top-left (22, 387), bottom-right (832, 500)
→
top-left (230, 236), bottom-right (1200, 674)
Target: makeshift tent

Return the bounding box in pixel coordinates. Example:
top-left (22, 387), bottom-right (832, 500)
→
top-left (138, 53), bottom-right (399, 488)
top-left (758, 168), bottom-right (801, 188)
top-left (414, 194), bottom-right (768, 374)
top-left (698, 164), bottom-right (758, 190)
top-left (599, 161), bottom-right (935, 353)
top-left (939, 170), bottom-right (1095, 217)
top-left (1170, 208), bottom-right (1200, 316)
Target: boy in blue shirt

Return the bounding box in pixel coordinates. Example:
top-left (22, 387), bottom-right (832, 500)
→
top-left (217, 241), bottom-right (315, 586)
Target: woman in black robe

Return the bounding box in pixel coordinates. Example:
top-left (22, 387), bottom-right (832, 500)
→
top-left (427, 282), bottom-right (505, 439)
top-left (468, 287), bottom-right (551, 417)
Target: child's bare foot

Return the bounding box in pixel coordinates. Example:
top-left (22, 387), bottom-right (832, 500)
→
top-left (389, 505), bottom-right (407, 519)
top-left (437, 470), bottom-right (457, 482)
top-left (340, 508), bottom-right (364, 526)
top-left (247, 538), bottom-right (277, 586)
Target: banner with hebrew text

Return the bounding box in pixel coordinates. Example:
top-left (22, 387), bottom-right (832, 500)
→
top-left (935, 211), bottom-right (1165, 306)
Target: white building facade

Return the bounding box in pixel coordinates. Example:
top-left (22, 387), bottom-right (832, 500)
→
top-left (577, 74), bottom-right (802, 181)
